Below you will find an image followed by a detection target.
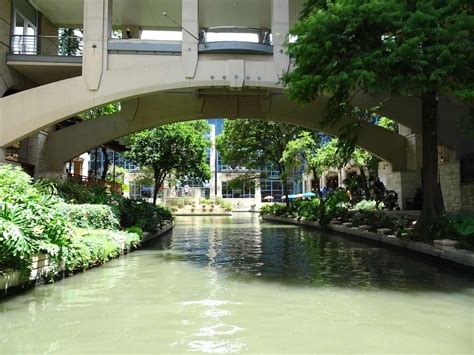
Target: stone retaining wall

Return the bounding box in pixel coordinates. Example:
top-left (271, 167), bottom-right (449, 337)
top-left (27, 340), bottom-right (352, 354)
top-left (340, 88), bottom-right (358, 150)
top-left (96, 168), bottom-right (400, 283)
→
top-left (262, 215), bottom-right (474, 268)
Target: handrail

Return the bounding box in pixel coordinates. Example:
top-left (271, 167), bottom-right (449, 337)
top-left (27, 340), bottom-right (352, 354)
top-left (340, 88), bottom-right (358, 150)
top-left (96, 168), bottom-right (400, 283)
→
top-left (10, 34), bottom-right (83, 56)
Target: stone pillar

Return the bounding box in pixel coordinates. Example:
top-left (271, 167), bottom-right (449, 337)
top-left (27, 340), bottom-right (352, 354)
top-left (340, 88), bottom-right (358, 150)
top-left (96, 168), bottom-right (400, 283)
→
top-left (0, 146), bottom-right (6, 165)
top-left (385, 171), bottom-right (422, 210)
top-left (182, 0), bottom-right (198, 78)
top-left (83, 0), bottom-right (112, 90)
top-left (254, 183), bottom-right (262, 207)
top-left (439, 161), bottom-right (462, 213)
top-left (272, 0), bottom-right (289, 79)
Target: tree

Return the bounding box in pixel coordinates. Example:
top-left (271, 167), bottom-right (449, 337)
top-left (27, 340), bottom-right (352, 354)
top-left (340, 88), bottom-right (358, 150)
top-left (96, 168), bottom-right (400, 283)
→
top-left (281, 131), bottom-right (323, 194)
top-left (216, 119), bottom-right (306, 204)
top-left (123, 121), bottom-right (210, 205)
top-left (284, 0), bottom-right (473, 232)
top-left (58, 28), bottom-right (81, 56)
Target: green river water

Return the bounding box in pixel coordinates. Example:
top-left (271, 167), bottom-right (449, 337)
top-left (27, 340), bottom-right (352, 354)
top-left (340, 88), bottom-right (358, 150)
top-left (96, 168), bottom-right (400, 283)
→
top-left (1, 214), bottom-right (473, 354)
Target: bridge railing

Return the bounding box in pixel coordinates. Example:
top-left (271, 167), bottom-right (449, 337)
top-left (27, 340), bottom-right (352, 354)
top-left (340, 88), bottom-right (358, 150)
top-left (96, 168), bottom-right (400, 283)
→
top-left (10, 34), bottom-right (83, 56)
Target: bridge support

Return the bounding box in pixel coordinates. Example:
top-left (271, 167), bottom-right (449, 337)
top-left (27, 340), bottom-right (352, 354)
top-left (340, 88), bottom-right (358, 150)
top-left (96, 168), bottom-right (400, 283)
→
top-left (383, 125), bottom-right (423, 209)
top-left (0, 147), bottom-right (5, 164)
top-left (182, 0), bottom-right (199, 78)
top-left (83, 0), bottom-right (111, 90)
top-left (272, 0), bottom-right (290, 78)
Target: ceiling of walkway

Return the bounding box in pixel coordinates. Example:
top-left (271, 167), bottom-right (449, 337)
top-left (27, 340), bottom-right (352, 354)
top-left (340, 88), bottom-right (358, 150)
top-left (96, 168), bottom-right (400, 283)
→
top-left (30, 0), bottom-right (305, 29)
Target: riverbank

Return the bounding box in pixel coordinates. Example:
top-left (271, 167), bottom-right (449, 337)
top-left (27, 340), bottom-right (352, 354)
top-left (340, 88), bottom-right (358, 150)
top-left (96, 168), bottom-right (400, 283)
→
top-left (0, 221), bottom-right (174, 298)
top-left (262, 215), bottom-right (474, 268)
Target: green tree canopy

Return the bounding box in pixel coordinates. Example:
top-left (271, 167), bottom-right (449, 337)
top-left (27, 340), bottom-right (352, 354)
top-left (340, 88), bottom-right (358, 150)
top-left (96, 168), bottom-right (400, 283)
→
top-left (216, 119), bottom-right (306, 203)
top-left (285, 0), bottom-right (473, 230)
top-left (123, 121), bottom-right (210, 204)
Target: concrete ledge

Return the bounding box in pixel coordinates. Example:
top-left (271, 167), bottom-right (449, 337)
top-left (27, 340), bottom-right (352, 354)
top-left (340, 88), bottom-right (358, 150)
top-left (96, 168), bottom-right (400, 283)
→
top-left (142, 221), bottom-right (174, 243)
top-left (262, 215), bottom-right (474, 268)
top-left (175, 212), bottom-right (232, 216)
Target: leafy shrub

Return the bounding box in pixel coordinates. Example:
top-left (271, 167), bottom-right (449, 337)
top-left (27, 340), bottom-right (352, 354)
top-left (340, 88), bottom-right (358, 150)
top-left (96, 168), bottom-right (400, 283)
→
top-left (260, 191), bottom-right (349, 227)
top-left (59, 204), bottom-right (119, 230)
top-left (354, 200), bottom-right (381, 211)
top-left (118, 198), bottom-right (172, 233)
top-left (126, 226), bottom-right (143, 238)
top-left (424, 214), bottom-right (474, 250)
top-left (350, 210), bottom-right (396, 230)
top-left (259, 203), bottom-right (291, 217)
top-left (200, 198), bottom-right (211, 205)
top-left (46, 179), bottom-right (112, 205)
top-left (222, 201), bottom-right (233, 211)
top-left (215, 196), bottom-right (223, 205)
top-left (64, 228), bottom-right (141, 272)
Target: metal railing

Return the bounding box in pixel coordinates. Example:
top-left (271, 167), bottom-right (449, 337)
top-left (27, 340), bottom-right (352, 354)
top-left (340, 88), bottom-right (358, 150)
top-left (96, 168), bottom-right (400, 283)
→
top-left (10, 34), bottom-right (83, 56)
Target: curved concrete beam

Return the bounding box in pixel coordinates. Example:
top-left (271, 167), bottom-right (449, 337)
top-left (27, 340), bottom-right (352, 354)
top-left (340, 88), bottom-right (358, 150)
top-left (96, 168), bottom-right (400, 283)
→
top-left (46, 93), bottom-right (407, 171)
top-left (0, 59), bottom-right (282, 147)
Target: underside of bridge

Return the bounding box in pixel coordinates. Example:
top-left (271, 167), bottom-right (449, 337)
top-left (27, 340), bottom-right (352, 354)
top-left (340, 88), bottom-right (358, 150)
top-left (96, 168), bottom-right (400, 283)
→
top-left (0, 0), bottom-right (472, 212)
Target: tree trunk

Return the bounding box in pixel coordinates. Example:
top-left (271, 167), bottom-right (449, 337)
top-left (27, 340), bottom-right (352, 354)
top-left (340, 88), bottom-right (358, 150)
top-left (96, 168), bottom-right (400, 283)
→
top-left (311, 167), bottom-right (321, 197)
top-left (359, 166), bottom-right (370, 200)
top-left (101, 146), bottom-right (109, 180)
top-left (152, 169), bottom-right (160, 206)
top-left (417, 90), bottom-right (445, 233)
top-left (280, 166), bottom-right (290, 207)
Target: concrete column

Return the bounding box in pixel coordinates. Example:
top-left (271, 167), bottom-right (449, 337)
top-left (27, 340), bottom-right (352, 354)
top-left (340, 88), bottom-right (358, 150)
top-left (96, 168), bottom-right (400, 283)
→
top-left (0, 147), bottom-right (6, 164)
top-left (182, 0), bottom-right (198, 78)
top-left (440, 161), bottom-right (462, 213)
top-left (83, 0), bottom-right (112, 90)
top-left (255, 183), bottom-right (262, 202)
top-left (271, 0), bottom-right (289, 79)
top-left (398, 124), bottom-right (412, 136)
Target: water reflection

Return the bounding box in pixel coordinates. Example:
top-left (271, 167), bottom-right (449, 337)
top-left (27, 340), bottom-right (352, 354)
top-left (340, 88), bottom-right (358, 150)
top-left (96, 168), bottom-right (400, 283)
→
top-left (150, 215), bottom-right (474, 292)
top-left (0, 214), bottom-right (473, 354)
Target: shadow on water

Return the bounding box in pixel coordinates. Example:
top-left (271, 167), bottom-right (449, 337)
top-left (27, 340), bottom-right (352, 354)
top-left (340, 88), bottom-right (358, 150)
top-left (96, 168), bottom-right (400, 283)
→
top-left (144, 214), bottom-right (474, 293)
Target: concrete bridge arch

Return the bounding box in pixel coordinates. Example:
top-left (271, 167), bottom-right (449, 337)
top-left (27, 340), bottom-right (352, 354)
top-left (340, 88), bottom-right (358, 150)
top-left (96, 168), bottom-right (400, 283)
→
top-left (45, 92), bottom-right (407, 172)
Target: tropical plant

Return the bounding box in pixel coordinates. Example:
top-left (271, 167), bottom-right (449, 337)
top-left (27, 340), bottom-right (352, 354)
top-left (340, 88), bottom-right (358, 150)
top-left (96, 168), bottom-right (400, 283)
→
top-left (0, 165), bottom-right (70, 272)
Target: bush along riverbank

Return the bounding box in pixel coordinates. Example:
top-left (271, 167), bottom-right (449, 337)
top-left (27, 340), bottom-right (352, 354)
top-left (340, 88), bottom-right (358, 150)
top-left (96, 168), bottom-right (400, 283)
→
top-left (260, 191), bottom-right (474, 267)
top-left (0, 165), bottom-right (174, 296)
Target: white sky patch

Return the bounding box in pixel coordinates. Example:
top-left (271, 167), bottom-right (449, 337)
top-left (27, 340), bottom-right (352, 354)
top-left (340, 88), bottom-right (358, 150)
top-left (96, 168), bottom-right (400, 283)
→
top-left (140, 30), bottom-right (259, 43)
top-left (206, 32), bottom-right (257, 43)
top-left (141, 30), bottom-right (182, 41)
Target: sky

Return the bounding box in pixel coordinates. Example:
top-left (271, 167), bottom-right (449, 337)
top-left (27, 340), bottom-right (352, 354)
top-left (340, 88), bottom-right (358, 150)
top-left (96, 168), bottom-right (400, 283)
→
top-left (140, 30), bottom-right (258, 43)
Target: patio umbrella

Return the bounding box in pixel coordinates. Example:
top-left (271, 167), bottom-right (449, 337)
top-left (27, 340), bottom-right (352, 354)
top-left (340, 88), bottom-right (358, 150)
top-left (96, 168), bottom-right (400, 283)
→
top-left (288, 194), bottom-right (297, 199)
top-left (303, 192), bottom-right (316, 197)
top-left (263, 196), bottom-right (274, 201)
